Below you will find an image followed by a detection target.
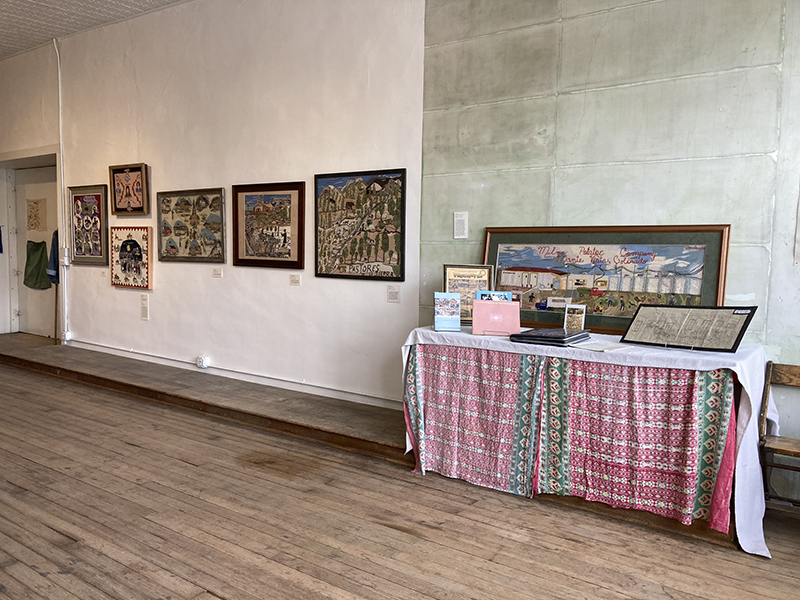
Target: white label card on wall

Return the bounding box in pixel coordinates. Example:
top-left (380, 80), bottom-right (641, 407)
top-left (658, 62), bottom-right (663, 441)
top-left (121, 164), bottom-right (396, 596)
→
top-left (454, 212), bottom-right (468, 239)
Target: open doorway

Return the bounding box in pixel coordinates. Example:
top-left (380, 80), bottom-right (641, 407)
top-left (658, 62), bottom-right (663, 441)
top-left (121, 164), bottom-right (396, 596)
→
top-left (15, 166), bottom-right (58, 337)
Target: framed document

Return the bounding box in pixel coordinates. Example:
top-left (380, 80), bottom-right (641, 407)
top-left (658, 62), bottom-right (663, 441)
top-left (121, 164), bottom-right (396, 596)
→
top-left (621, 305), bottom-right (757, 353)
top-left (443, 263), bottom-right (494, 323)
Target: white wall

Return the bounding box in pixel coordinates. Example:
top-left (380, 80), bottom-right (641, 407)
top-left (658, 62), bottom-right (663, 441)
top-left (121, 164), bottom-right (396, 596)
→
top-left (0, 0), bottom-right (424, 405)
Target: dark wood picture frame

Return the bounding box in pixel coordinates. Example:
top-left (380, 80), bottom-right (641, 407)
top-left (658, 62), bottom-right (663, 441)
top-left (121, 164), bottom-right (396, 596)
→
top-left (232, 181), bottom-right (305, 269)
top-left (157, 187), bottom-right (225, 263)
top-left (109, 163), bottom-right (150, 215)
top-left (483, 225), bottom-right (731, 334)
top-left (69, 184), bottom-right (109, 265)
top-left (315, 168), bottom-right (405, 281)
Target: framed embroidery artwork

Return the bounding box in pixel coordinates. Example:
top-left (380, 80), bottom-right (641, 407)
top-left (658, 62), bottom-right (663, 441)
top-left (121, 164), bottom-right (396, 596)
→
top-left (110, 226), bottom-right (152, 289)
top-left (109, 163), bottom-right (150, 215)
top-left (157, 187), bottom-right (225, 263)
top-left (69, 184), bottom-right (109, 265)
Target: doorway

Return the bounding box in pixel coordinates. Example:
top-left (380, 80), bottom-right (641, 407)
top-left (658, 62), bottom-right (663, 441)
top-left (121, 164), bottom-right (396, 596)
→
top-left (14, 166), bottom-right (58, 338)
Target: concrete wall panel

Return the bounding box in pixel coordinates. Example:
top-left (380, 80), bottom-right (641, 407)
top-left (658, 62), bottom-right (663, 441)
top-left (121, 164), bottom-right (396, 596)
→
top-left (557, 68), bottom-right (780, 165)
top-left (562, 0), bottom-right (643, 19)
top-left (424, 24), bottom-right (558, 109)
top-left (561, 0), bottom-right (782, 91)
top-left (419, 242), bottom-right (484, 307)
top-left (425, 0), bottom-right (558, 46)
top-left (424, 97), bottom-right (556, 174)
top-left (422, 170), bottom-right (551, 242)
top-left (554, 157), bottom-right (775, 244)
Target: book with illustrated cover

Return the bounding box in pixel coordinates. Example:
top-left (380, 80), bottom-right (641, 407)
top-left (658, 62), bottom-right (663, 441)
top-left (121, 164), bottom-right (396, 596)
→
top-left (434, 292), bottom-right (462, 332)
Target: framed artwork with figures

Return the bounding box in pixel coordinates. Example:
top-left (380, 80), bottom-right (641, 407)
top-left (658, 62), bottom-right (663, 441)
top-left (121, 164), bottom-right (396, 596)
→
top-left (109, 163), bottom-right (150, 215)
top-left (69, 184), bottom-right (109, 265)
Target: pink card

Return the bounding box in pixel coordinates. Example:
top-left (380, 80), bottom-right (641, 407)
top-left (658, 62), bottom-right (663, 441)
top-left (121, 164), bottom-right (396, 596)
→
top-left (472, 300), bottom-right (521, 336)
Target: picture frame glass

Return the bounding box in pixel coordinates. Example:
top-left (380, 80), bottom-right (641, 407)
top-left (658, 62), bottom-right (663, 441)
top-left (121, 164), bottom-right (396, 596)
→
top-left (157, 188), bottom-right (225, 263)
top-left (109, 163), bottom-right (150, 215)
top-left (483, 226), bottom-right (730, 333)
top-left (443, 264), bottom-right (494, 323)
top-left (315, 169), bottom-right (405, 281)
top-left (110, 226), bottom-right (152, 289)
top-left (232, 182), bottom-right (304, 269)
top-left (69, 184), bottom-right (108, 265)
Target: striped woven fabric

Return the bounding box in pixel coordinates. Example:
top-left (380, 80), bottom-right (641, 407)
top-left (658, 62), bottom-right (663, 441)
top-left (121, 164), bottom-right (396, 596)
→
top-left (404, 344), bottom-right (736, 531)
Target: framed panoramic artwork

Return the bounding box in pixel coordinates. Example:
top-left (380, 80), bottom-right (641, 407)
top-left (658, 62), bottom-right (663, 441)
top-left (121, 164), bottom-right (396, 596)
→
top-left (157, 187), bottom-right (225, 263)
top-left (232, 181), bottom-right (304, 269)
top-left (621, 305), bottom-right (756, 353)
top-left (315, 168), bottom-right (405, 281)
top-left (69, 184), bottom-right (109, 265)
top-left (483, 225), bottom-right (731, 334)
top-left (443, 263), bottom-right (494, 323)
top-left (109, 163), bottom-right (150, 215)
top-left (110, 226), bottom-right (152, 289)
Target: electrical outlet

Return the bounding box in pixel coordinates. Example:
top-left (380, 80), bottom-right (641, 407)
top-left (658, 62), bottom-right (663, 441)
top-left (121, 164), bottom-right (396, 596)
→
top-left (196, 355), bottom-right (210, 369)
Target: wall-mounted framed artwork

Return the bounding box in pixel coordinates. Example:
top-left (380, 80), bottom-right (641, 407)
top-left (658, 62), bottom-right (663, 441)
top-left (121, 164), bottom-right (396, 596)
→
top-left (110, 226), bottom-right (152, 289)
top-left (232, 181), bottom-right (304, 269)
top-left (69, 184), bottom-right (109, 265)
top-left (109, 163), bottom-right (150, 215)
top-left (443, 263), bottom-right (494, 323)
top-left (157, 187), bottom-right (225, 263)
top-left (315, 168), bottom-right (405, 281)
top-left (483, 225), bottom-right (731, 334)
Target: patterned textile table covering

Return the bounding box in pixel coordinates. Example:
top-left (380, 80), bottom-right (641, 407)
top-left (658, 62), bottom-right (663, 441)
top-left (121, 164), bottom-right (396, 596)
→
top-left (401, 328), bottom-right (773, 556)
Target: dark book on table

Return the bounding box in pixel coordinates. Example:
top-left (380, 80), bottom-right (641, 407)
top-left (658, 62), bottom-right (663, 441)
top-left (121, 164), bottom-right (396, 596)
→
top-left (510, 328), bottom-right (590, 346)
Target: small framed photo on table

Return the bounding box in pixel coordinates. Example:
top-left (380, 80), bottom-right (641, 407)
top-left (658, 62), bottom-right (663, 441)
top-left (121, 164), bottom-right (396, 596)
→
top-left (109, 163), bottom-right (150, 215)
top-left (443, 264), bottom-right (494, 323)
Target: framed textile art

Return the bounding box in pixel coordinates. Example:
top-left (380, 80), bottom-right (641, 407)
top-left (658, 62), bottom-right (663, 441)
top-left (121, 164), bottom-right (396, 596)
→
top-left (109, 163), bottom-right (150, 215)
top-left (69, 184), bottom-right (108, 265)
top-left (315, 168), bottom-right (405, 281)
top-left (443, 263), bottom-right (494, 324)
top-left (110, 226), bottom-right (152, 289)
top-left (232, 181), bottom-right (305, 269)
top-left (483, 225), bottom-right (730, 334)
top-left (157, 188), bottom-right (225, 263)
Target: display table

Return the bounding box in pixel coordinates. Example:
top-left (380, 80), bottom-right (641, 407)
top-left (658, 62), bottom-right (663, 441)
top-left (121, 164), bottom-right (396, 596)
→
top-left (402, 327), bottom-right (777, 557)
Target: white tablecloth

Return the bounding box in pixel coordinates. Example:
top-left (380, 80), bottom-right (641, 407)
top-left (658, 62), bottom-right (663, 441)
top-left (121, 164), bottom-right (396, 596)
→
top-left (402, 326), bottom-right (778, 557)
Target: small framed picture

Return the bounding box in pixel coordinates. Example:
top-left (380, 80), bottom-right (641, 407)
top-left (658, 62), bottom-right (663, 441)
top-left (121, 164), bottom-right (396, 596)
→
top-left (232, 181), bottom-right (305, 269)
top-left (110, 226), bottom-right (152, 289)
top-left (443, 264), bottom-right (494, 323)
top-left (69, 184), bottom-right (109, 265)
top-left (564, 304), bottom-right (586, 330)
top-left (157, 187), bottom-right (225, 263)
top-left (109, 163), bottom-right (150, 215)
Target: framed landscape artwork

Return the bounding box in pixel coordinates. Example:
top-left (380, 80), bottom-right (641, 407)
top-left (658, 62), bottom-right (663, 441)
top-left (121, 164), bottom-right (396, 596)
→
top-left (483, 225), bottom-right (731, 334)
top-left (232, 181), bottom-right (304, 269)
top-left (69, 184), bottom-right (108, 265)
top-left (157, 188), bottom-right (225, 263)
top-left (443, 263), bottom-right (494, 323)
top-left (110, 226), bottom-right (152, 289)
top-left (315, 168), bottom-right (405, 281)
top-left (109, 163), bottom-right (150, 215)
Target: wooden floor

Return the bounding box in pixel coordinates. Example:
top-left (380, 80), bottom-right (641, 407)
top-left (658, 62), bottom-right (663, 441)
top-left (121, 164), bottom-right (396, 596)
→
top-left (1, 365), bottom-right (800, 600)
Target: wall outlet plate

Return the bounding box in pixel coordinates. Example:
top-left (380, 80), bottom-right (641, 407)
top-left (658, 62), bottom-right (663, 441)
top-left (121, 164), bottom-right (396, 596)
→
top-left (196, 355), bottom-right (210, 369)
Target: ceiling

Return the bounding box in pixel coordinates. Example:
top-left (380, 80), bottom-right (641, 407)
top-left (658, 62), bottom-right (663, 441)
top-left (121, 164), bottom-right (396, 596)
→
top-left (0, 0), bottom-right (192, 62)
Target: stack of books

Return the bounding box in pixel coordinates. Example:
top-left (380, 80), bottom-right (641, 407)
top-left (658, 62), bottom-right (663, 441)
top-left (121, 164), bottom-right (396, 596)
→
top-left (509, 328), bottom-right (590, 347)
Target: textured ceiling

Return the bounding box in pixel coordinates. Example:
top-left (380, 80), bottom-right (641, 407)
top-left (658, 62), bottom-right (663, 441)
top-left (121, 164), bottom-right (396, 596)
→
top-left (0, 0), bottom-right (191, 61)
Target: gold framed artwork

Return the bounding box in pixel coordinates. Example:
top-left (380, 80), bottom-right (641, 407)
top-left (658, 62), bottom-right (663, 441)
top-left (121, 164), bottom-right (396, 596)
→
top-left (443, 263), bottom-right (494, 323)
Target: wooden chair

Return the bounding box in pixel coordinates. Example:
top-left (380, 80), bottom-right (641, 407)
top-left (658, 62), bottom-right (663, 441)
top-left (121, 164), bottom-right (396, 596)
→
top-left (758, 361), bottom-right (800, 505)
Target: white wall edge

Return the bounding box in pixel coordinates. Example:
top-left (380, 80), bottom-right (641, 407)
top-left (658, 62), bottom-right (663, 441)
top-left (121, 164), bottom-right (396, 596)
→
top-left (68, 338), bottom-right (403, 411)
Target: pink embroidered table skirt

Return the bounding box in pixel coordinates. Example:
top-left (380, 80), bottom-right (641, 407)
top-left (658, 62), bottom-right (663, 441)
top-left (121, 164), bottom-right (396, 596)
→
top-left (404, 343), bottom-right (736, 533)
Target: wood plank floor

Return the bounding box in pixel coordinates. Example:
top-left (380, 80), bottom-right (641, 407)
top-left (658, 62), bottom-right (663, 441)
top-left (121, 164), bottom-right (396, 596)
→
top-left (1, 365), bottom-right (799, 600)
